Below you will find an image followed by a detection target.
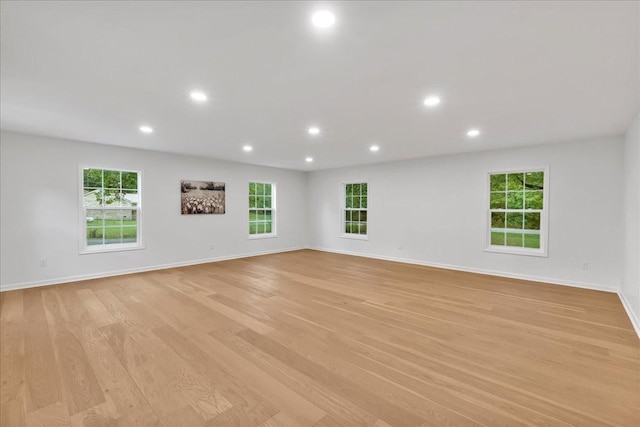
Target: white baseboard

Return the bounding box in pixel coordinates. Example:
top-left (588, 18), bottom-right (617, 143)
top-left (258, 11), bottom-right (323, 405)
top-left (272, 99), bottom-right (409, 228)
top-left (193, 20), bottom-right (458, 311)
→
top-left (3, 245), bottom-right (637, 340)
top-left (0, 246), bottom-right (306, 292)
top-left (618, 291), bottom-right (640, 340)
top-left (308, 246), bottom-right (619, 293)
top-left (309, 247), bottom-right (640, 339)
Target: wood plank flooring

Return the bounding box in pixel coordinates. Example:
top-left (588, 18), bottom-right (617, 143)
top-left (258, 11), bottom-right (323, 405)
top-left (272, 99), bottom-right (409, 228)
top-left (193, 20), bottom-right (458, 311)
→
top-left (1, 249), bottom-right (638, 426)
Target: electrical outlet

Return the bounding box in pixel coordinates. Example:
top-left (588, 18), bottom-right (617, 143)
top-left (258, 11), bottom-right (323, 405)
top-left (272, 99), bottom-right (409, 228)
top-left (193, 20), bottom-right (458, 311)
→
top-left (582, 262), bottom-right (589, 270)
top-left (39, 259), bottom-right (47, 267)
top-left (210, 244), bottom-right (215, 249)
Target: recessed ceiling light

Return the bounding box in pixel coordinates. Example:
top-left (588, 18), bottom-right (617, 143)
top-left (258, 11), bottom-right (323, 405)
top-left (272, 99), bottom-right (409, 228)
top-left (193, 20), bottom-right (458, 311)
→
top-left (305, 157), bottom-right (314, 163)
top-left (370, 145), bottom-right (380, 152)
top-left (139, 125), bottom-right (153, 134)
top-left (190, 91), bottom-right (207, 102)
top-left (423, 96), bottom-right (441, 107)
top-left (308, 126), bottom-right (320, 136)
top-left (312, 11), bottom-right (336, 28)
top-left (243, 145), bottom-right (253, 152)
top-left (467, 129), bottom-right (480, 137)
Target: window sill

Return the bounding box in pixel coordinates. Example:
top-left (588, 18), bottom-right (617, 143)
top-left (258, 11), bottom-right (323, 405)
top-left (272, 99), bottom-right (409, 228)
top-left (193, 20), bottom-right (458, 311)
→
top-left (484, 245), bottom-right (547, 258)
top-left (80, 244), bottom-right (145, 255)
top-left (340, 234), bottom-right (369, 241)
top-left (248, 233), bottom-right (278, 240)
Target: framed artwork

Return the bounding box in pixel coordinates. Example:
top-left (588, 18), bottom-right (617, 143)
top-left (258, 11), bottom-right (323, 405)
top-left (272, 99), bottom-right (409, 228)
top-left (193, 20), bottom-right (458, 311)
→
top-left (181, 180), bottom-right (225, 214)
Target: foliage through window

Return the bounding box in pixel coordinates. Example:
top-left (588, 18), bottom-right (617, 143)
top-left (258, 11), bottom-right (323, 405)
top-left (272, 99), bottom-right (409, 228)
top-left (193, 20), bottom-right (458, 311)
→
top-left (343, 182), bottom-right (368, 236)
top-left (488, 169), bottom-right (547, 254)
top-left (82, 168), bottom-right (141, 250)
top-left (249, 182), bottom-right (275, 236)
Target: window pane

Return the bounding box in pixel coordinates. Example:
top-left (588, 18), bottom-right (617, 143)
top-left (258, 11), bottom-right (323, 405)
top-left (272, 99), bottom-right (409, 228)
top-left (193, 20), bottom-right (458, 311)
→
top-left (524, 212), bottom-right (541, 230)
top-left (123, 210), bottom-right (137, 226)
top-left (490, 174), bottom-right (506, 191)
top-left (491, 231), bottom-right (505, 245)
top-left (506, 212), bottom-right (523, 229)
top-left (106, 209), bottom-right (134, 225)
top-left (86, 209), bottom-right (105, 227)
top-left (242, 186), bottom-right (274, 234)
top-left (490, 192), bottom-right (505, 209)
top-left (525, 171), bottom-right (544, 190)
top-left (86, 227), bottom-right (104, 245)
top-left (104, 170), bottom-right (121, 189)
top-left (344, 183), bottom-right (367, 236)
top-left (84, 189), bottom-right (103, 207)
top-left (525, 191), bottom-right (543, 209)
top-left (506, 232), bottom-right (524, 247)
top-left (491, 212), bottom-right (505, 228)
top-left (506, 191), bottom-right (524, 209)
top-left (83, 168), bottom-right (141, 250)
top-left (126, 208), bottom-right (138, 223)
top-left (524, 233), bottom-right (540, 249)
top-left (109, 191), bottom-right (129, 208)
top-left (103, 227), bottom-right (123, 245)
top-left (122, 226), bottom-right (137, 243)
top-left (123, 190), bottom-right (138, 207)
top-left (507, 173), bottom-right (524, 191)
top-left (488, 170), bottom-right (545, 253)
top-left (103, 189), bottom-right (123, 206)
top-left (84, 168), bottom-right (102, 188)
top-left (104, 210), bottom-right (122, 226)
top-left (122, 172), bottom-right (138, 190)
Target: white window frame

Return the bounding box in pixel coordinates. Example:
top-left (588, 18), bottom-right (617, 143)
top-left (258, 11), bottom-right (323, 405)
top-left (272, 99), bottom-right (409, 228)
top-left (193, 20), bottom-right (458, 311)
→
top-left (340, 181), bottom-right (369, 240)
top-left (484, 166), bottom-right (549, 257)
top-left (248, 181), bottom-right (277, 240)
top-left (79, 165), bottom-right (144, 254)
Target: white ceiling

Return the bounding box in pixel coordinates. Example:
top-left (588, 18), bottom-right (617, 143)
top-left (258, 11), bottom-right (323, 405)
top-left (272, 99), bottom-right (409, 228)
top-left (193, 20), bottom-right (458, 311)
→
top-left (1, 1), bottom-right (638, 171)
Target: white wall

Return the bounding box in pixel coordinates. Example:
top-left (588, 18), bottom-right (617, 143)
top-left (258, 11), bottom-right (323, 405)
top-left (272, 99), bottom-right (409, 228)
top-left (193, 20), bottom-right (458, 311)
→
top-left (0, 130), bottom-right (630, 300)
top-left (308, 137), bottom-right (624, 291)
top-left (621, 112), bottom-right (640, 333)
top-left (0, 131), bottom-right (307, 290)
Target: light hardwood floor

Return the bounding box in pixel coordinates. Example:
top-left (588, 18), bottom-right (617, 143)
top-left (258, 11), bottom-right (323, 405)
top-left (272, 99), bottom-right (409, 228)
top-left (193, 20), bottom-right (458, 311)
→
top-left (1, 250), bottom-right (638, 426)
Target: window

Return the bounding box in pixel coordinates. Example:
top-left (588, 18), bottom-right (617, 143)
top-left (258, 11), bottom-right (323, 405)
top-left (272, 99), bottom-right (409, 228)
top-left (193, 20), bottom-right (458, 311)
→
top-left (486, 168), bottom-right (548, 256)
top-left (81, 167), bottom-right (142, 253)
top-left (342, 182), bottom-right (368, 238)
top-left (249, 182), bottom-right (275, 237)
